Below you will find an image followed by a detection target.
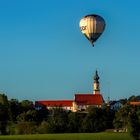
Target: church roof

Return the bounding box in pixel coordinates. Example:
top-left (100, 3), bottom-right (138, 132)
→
top-left (35, 100), bottom-right (73, 107)
top-left (35, 94), bottom-right (104, 108)
top-left (74, 94), bottom-right (104, 105)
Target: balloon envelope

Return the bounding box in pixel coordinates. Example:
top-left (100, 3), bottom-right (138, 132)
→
top-left (79, 14), bottom-right (105, 46)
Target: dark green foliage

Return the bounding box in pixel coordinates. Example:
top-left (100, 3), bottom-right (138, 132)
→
top-left (67, 112), bottom-right (83, 133)
top-left (119, 98), bottom-right (128, 105)
top-left (113, 105), bottom-right (140, 140)
top-left (113, 105), bottom-right (131, 130)
top-left (46, 108), bottom-right (68, 133)
top-left (67, 112), bottom-right (77, 132)
top-left (81, 107), bottom-right (106, 132)
top-left (16, 110), bottom-right (38, 122)
top-left (20, 100), bottom-right (34, 112)
top-left (0, 92), bottom-right (139, 136)
top-left (0, 94), bottom-right (9, 134)
top-left (36, 106), bottom-right (49, 122)
top-left (9, 99), bottom-right (22, 122)
top-left (128, 106), bottom-right (140, 140)
top-left (102, 105), bottom-right (115, 129)
top-left (6, 122), bottom-right (16, 135)
top-left (128, 95), bottom-right (140, 102)
top-left (37, 121), bottom-right (48, 134)
top-left (15, 122), bottom-right (37, 134)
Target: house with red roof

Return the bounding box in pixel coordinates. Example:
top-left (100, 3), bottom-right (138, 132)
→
top-left (35, 100), bottom-right (73, 111)
top-left (129, 101), bottom-right (140, 106)
top-left (35, 70), bottom-right (104, 112)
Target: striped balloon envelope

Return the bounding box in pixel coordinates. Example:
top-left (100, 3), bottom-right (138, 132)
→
top-left (79, 14), bottom-right (105, 46)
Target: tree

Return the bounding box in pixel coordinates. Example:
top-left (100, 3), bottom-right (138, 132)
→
top-left (36, 105), bottom-right (49, 123)
top-left (81, 107), bottom-right (106, 132)
top-left (128, 106), bottom-right (140, 140)
top-left (128, 95), bottom-right (140, 102)
top-left (67, 112), bottom-right (83, 133)
top-left (113, 105), bottom-right (131, 131)
top-left (113, 103), bottom-right (140, 140)
top-left (46, 108), bottom-right (68, 133)
top-left (102, 105), bottom-right (115, 129)
top-left (119, 98), bottom-right (128, 105)
top-left (0, 94), bottom-right (9, 134)
top-left (16, 110), bottom-right (37, 122)
top-left (0, 94), bottom-right (9, 105)
top-left (20, 100), bottom-right (34, 112)
top-left (8, 99), bottom-right (21, 122)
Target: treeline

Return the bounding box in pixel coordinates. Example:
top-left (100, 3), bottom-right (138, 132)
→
top-left (0, 94), bottom-right (140, 140)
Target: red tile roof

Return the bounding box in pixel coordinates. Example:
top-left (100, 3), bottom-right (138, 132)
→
top-left (75, 94), bottom-right (104, 105)
top-left (35, 100), bottom-right (73, 107)
top-left (35, 94), bottom-right (104, 108)
top-left (129, 102), bottom-right (140, 105)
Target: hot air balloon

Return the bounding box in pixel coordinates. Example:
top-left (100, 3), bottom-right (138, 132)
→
top-left (79, 14), bottom-right (105, 46)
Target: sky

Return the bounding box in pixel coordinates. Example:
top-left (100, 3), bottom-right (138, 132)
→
top-left (0, 0), bottom-right (140, 102)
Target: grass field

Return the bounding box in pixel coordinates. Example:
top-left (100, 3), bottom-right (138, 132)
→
top-left (0, 133), bottom-right (133, 140)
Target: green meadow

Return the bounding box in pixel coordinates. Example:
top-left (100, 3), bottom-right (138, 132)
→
top-left (0, 133), bottom-right (133, 140)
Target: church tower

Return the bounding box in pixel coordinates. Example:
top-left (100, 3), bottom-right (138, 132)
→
top-left (93, 70), bottom-right (100, 94)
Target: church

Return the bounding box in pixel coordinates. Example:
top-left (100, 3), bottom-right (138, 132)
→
top-left (35, 70), bottom-right (104, 112)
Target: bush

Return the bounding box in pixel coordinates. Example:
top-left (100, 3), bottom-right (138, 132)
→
top-left (37, 121), bottom-right (48, 134)
top-left (15, 122), bottom-right (37, 135)
top-left (6, 122), bottom-right (16, 135)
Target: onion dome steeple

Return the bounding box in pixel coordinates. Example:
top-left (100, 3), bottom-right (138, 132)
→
top-left (94, 70), bottom-right (99, 82)
top-left (93, 70), bottom-right (100, 94)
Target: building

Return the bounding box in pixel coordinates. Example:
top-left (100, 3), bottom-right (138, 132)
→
top-left (129, 101), bottom-right (140, 106)
top-left (108, 101), bottom-right (123, 110)
top-left (35, 70), bottom-right (104, 112)
top-left (35, 100), bottom-right (73, 111)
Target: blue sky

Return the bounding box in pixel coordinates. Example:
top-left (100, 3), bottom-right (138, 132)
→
top-left (0, 0), bottom-right (140, 101)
